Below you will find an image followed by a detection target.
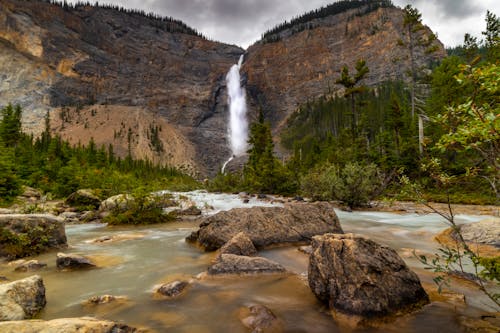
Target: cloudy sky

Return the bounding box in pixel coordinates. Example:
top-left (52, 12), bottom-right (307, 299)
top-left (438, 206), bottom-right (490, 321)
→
top-left (68, 0), bottom-right (499, 48)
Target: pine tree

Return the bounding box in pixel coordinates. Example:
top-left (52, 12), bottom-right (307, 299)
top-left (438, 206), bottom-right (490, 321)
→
top-left (336, 59), bottom-right (369, 141)
top-left (0, 104), bottom-right (22, 147)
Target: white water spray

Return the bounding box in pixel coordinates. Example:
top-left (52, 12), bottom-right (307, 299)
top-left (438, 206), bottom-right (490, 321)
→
top-left (222, 55), bottom-right (248, 173)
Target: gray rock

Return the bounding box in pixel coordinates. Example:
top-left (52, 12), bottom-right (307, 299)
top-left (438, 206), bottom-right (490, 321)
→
top-left (99, 194), bottom-right (135, 213)
top-left (208, 254), bottom-right (286, 275)
top-left (308, 234), bottom-right (429, 324)
top-left (156, 281), bottom-right (190, 298)
top-left (0, 317), bottom-right (140, 332)
top-left (12, 260), bottom-right (47, 273)
top-left (56, 253), bottom-right (96, 270)
top-left (65, 189), bottom-right (101, 209)
top-left (0, 214), bottom-right (67, 259)
top-left (458, 218), bottom-right (500, 248)
top-left (219, 232), bottom-right (257, 256)
top-left (188, 202), bottom-right (343, 251)
top-left (0, 275), bottom-right (46, 321)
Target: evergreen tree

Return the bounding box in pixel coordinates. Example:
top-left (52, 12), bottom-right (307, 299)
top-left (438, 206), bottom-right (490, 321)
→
top-left (336, 59), bottom-right (369, 140)
top-left (482, 10), bottom-right (500, 62)
top-left (244, 111), bottom-right (294, 194)
top-left (0, 104), bottom-right (23, 147)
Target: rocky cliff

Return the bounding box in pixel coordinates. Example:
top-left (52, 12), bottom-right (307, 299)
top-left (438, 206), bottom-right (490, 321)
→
top-left (0, 1), bottom-right (445, 176)
top-left (243, 5), bottom-right (445, 130)
top-left (0, 0), bottom-right (242, 176)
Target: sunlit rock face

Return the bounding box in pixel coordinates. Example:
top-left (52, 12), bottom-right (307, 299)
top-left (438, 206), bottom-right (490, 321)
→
top-left (0, 1), bottom-right (444, 175)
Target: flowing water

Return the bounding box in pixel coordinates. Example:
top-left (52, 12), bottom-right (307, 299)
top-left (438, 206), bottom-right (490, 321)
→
top-left (0, 192), bottom-right (497, 332)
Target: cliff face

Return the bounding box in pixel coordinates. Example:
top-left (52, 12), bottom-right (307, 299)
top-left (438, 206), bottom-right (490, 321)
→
top-left (0, 1), bottom-right (445, 176)
top-left (243, 6), bottom-right (446, 130)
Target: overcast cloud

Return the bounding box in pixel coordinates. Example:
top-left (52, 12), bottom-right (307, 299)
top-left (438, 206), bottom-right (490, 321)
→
top-left (68, 0), bottom-right (499, 48)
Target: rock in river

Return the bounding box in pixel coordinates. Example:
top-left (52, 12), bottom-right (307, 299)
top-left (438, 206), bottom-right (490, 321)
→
top-left (156, 281), bottom-right (190, 298)
top-left (188, 202), bottom-right (342, 251)
top-left (0, 275), bottom-right (46, 321)
top-left (56, 253), bottom-right (96, 270)
top-left (0, 214), bottom-right (67, 259)
top-left (0, 317), bottom-right (141, 332)
top-left (208, 254), bottom-right (286, 275)
top-left (219, 232), bottom-right (257, 257)
top-left (308, 234), bottom-right (429, 325)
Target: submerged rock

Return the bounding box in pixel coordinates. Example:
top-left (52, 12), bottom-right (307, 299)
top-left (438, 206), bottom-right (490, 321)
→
top-left (219, 232), bottom-right (257, 257)
top-left (188, 202), bottom-right (342, 251)
top-left (10, 260), bottom-right (47, 272)
top-left (156, 281), bottom-right (190, 298)
top-left (208, 254), bottom-right (286, 275)
top-left (308, 234), bottom-right (429, 325)
top-left (56, 253), bottom-right (96, 270)
top-left (0, 275), bottom-right (46, 321)
top-left (239, 304), bottom-right (282, 333)
top-left (0, 317), bottom-right (141, 332)
top-left (83, 295), bottom-right (128, 305)
top-left (0, 214), bottom-right (67, 259)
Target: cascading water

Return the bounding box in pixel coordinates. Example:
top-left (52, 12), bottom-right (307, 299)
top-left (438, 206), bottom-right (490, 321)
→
top-left (222, 55), bottom-right (248, 173)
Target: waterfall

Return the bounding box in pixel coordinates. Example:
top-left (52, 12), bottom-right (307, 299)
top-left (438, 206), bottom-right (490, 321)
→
top-left (222, 55), bottom-right (248, 173)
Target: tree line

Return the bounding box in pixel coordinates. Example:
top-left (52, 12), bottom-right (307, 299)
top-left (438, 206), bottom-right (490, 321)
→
top-left (261, 0), bottom-right (394, 43)
top-left (0, 107), bottom-right (198, 205)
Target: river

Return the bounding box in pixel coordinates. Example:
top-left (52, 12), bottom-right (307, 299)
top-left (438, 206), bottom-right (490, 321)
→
top-left (0, 191), bottom-right (497, 332)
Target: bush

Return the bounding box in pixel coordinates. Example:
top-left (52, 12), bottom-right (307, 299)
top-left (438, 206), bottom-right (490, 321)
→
top-left (301, 162), bottom-right (381, 208)
top-left (103, 188), bottom-right (177, 225)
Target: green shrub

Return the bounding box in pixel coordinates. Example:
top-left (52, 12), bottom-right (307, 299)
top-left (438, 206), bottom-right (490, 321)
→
top-left (0, 226), bottom-right (51, 259)
top-left (103, 188), bottom-right (177, 225)
top-left (301, 162), bottom-right (381, 208)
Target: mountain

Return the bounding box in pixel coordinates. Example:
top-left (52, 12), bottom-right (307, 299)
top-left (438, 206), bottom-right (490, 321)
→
top-left (0, 0), bottom-right (445, 176)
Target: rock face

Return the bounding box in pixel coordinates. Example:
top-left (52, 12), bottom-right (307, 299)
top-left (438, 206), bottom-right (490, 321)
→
top-left (56, 253), bottom-right (96, 270)
top-left (0, 214), bottom-right (67, 259)
top-left (0, 275), bottom-right (46, 321)
top-left (188, 202), bottom-right (342, 251)
top-left (308, 234), bottom-right (429, 323)
top-left (458, 218), bottom-right (500, 248)
top-left (208, 254), bottom-right (286, 275)
top-left (244, 5), bottom-right (445, 131)
top-left (65, 189), bottom-right (101, 209)
top-left (0, 1), bottom-right (444, 175)
top-left (0, 317), bottom-right (140, 332)
top-left (219, 232), bottom-right (257, 256)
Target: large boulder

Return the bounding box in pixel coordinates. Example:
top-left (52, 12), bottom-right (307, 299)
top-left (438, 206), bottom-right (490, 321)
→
top-left (56, 253), bottom-right (96, 270)
top-left (0, 317), bottom-right (140, 332)
top-left (0, 275), bottom-right (46, 321)
top-left (188, 202), bottom-right (342, 251)
top-left (65, 189), bottom-right (101, 209)
top-left (208, 254), bottom-right (286, 275)
top-left (0, 214), bottom-right (67, 259)
top-left (308, 234), bottom-right (429, 325)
